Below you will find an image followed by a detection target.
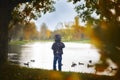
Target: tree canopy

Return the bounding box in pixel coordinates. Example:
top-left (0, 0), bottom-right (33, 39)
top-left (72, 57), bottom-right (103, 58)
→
top-left (10, 0), bottom-right (55, 25)
top-left (71, 0), bottom-right (120, 78)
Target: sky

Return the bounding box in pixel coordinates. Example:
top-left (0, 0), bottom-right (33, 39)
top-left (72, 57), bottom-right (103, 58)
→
top-left (34, 0), bottom-right (77, 31)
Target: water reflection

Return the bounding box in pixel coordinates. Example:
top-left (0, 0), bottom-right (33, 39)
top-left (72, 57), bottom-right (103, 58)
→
top-left (8, 42), bottom-right (117, 76)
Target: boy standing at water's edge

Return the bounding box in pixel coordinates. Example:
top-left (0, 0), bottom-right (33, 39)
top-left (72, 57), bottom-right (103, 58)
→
top-left (51, 34), bottom-right (65, 71)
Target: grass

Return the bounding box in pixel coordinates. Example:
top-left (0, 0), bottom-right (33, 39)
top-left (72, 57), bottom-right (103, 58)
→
top-left (62, 39), bottom-right (91, 43)
top-left (9, 40), bottom-right (29, 45)
top-left (9, 39), bottom-right (91, 46)
top-left (0, 63), bottom-right (115, 80)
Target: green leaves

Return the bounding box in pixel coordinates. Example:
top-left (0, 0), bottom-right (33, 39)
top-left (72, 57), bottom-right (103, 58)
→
top-left (12, 0), bottom-right (55, 24)
top-left (72, 1), bottom-right (120, 76)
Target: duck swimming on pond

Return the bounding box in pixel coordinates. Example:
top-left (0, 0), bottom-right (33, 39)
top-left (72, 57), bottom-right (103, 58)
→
top-left (71, 62), bottom-right (77, 67)
top-left (24, 62), bottom-right (29, 67)
top-left (30, 60), bottom-right (35, 62)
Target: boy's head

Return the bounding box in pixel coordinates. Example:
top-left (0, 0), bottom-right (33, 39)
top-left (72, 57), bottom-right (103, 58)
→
top-left (54, 34), bottom-right (61, 42)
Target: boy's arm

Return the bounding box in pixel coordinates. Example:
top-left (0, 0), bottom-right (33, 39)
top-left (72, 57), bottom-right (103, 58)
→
top-left (52, 43), bottom-right (55, 50)
top-left (51, 43), bottom-right (56, 55)
top-left (63, 43), bottom-right (65, 48)
top-left (60, 42), bottom-right (65, 48)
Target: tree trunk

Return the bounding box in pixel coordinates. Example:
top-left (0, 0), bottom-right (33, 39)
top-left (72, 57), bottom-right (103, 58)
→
top-left (0, 1), bottom-right (13, 64)
top-left (0, 0), bottom-right (32, 65)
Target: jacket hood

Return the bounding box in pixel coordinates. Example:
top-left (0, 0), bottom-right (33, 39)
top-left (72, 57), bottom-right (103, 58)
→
top-left (55, 34), bottom-right (61, 42)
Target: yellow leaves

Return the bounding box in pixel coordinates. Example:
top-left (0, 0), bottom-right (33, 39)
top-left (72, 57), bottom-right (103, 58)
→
top-left (23, 22), bottom-right (38, 40)
top-left (46, 29), bottom-right (51, 39)
top-left (69, 16), bottom-right (87, 40)
top-left (85, 23), bottom-right (103, 48)
top-left (49, 71), bottom-right (63, 80)
top-left (85, 24), bottom-right (94, 38)
top-left (101, 21), bottom-right (108, 30)
top-left (91, 37), bottom-right (103, 49)
top-left (49, 71), bottom-right (81, 80)
top-left (39, 23), bottom-right (52, 40)
top-left (66, 73), bottom-right (81, 80)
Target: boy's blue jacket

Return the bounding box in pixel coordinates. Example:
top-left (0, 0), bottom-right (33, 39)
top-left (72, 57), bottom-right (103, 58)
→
top-left (52, 42), bottom-right (65, 55)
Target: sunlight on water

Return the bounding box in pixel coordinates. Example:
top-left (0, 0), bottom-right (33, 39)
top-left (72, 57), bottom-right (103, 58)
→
top-left (63, 43), bottom-right (100, 73)
top-left (8, 42), bottom-right (117, 76)
top-left (20, 42), bottom-right (53, 69)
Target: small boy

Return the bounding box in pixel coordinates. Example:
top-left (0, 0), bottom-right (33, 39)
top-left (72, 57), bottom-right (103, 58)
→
top-left (51, 34), bottom-right (65, 71)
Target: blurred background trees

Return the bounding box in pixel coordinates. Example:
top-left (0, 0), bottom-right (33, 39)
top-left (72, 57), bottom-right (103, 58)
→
top-left (39, 23), bottom-right (52, 40)
top-left (23, 22), bottom-right (38, 40)
top-left (52, 16), bottom-right (88, 41)
top-left (8, 15), bottom-right (89, 42)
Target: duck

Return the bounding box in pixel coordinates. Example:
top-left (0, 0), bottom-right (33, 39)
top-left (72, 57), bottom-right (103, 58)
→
top-left (111, 67), bottom-right (118, 71)
top-left (24, 62), bottom-right (29, 67)
top-left (30, 60), bottom-right (35, 62)
top-left (87, 64), bottom-right (94, 68)
top-left (109, 67), bottom-right (118, 73)
top-left (87, 60), bottom-right (94, 68)
top-left (78, 62), bottom-right (84, 65)
top-left (89, 60), bottom-right (92, 63)
top-left (71, 62), bottom-right (77, 67)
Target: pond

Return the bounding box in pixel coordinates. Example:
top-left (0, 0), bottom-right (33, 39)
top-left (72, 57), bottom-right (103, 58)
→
top-left (8, 42), bottom-right (117, 76)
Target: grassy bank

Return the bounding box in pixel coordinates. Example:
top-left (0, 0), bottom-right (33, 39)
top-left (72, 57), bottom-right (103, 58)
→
top-left (63, 39), bottom-right (91, 43)
top-left (9, 40), bottom-right (29, 45)
top-left (0, 63), bottom-right (115, 80)
top-left (9, 39), bottom-right (91, 45)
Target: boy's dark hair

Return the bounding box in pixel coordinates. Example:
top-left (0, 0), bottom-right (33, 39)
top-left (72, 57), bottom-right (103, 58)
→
top-left (54, 34), bottom-right (61, 42)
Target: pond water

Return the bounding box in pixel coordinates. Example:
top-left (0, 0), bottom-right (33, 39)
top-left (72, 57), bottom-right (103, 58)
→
top-left (8, 42), bottom-right (117, 76)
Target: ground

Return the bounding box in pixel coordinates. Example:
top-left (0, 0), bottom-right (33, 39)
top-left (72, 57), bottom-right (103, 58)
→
top-left (0, 63), bottom-right (115, 80)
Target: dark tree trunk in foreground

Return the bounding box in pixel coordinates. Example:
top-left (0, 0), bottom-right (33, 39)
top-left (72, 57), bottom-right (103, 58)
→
top-left (0, 1), bottom-right (11, 64)
top-left (0, 0), bottom-right (30, 65)
top-left (0, 1), bottom-right (17, 64)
